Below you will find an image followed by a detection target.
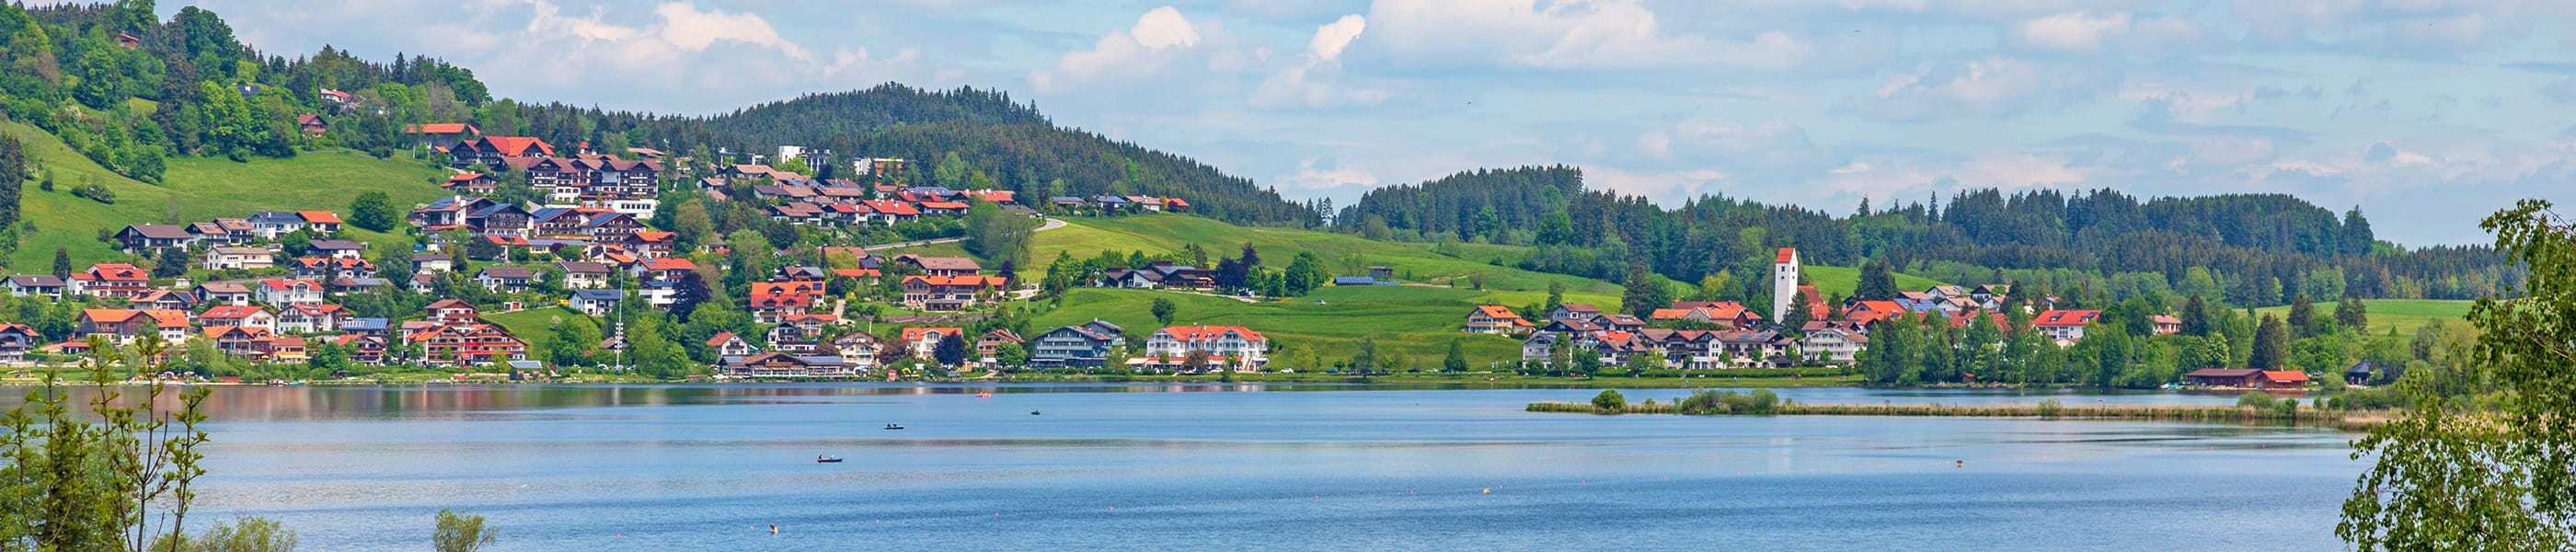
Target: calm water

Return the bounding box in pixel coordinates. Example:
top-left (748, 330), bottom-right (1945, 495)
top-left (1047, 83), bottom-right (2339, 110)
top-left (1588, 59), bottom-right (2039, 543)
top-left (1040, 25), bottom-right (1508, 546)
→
top-left (6, 384), bottom-right (2360, 551)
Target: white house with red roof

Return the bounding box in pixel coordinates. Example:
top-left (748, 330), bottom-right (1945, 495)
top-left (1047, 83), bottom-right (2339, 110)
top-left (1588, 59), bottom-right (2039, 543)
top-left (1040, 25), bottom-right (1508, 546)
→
top-left (2033, 310), bottom-right (2103, 343)
top-left (1144, 326), bottom-right (1270, 370)
top-left (255, 280), bottom-right (327, 306)
top-left (1463, 305), bottom-right (1533, 334)
top-left (69, 264), bottom-right (152, 298)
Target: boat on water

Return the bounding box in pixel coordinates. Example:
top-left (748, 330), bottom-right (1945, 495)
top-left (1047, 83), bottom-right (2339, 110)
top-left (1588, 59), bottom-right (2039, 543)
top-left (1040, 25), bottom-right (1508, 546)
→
top-left (1030, 410), bottom-right (1041, 415)
top-left (816, 456), bottom-right (843, 463)
top-left (884, 424), bottom-right (904, 431)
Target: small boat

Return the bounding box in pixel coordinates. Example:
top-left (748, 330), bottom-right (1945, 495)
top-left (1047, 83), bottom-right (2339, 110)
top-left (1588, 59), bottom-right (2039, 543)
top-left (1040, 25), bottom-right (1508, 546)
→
top-left (883, 424), bottom-right (904, 431)
top-left (1030, 410), bottom-right (1041, 416)
top-left (816, 456), bottom-right (843, 463)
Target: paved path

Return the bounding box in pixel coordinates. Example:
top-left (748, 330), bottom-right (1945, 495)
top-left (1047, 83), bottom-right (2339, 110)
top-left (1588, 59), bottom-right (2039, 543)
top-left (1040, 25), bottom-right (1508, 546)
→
top-left (863, 216), bottom-right (1068, 250)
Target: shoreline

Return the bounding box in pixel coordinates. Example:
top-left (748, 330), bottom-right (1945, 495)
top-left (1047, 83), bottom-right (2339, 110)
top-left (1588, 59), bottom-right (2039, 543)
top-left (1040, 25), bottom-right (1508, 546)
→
top-left (1524, 400), bottom-right (2391, 431)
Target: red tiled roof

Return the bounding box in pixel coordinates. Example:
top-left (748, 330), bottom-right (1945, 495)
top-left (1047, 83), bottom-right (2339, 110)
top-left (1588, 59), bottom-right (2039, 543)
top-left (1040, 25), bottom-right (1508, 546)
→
top-left (2035, 310), bottom-right (2103, 327)
top-left (1776, 247), bottom-right (1797, 263)
top-left (1156, 326), bottom-right (1267, 342)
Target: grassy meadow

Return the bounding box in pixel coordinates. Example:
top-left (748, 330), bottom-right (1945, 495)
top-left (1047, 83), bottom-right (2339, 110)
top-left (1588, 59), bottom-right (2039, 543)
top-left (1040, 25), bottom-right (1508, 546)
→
top-left (2253, 299), bottom-right (2472, 339)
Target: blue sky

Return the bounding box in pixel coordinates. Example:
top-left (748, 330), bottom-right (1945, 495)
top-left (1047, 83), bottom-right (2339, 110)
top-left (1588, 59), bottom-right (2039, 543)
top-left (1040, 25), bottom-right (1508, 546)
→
top-left (183, 0), bottom-right (2576, 246)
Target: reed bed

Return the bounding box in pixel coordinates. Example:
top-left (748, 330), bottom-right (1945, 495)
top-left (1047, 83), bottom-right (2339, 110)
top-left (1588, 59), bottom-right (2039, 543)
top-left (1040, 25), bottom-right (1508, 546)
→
top-left (1525, 399), bottom-right (2389, 431)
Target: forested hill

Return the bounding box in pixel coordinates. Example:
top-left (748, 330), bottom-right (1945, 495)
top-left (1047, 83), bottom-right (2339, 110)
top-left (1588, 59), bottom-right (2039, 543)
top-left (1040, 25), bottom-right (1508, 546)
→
top-left (1337, 166), bottom-right (2513, 307)
top-left (500, 86), bottom-right (1323, 227)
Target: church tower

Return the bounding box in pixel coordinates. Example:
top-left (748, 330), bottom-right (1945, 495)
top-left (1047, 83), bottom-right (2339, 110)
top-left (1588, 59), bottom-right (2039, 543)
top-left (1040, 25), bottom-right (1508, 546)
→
top-left (1773, 247), bottom-right (1800, 321)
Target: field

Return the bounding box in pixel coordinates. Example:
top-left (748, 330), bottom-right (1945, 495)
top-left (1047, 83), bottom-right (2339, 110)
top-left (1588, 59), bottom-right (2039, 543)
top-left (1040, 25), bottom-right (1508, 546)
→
top-left (1027, 285), bottom-right (1571, 368)
top-left (3, 122), bottom-right (447, 270)
top-left (482, 305), bottom-right (590, 351)
top-left (2253, 299), bottom-right (2472, 339)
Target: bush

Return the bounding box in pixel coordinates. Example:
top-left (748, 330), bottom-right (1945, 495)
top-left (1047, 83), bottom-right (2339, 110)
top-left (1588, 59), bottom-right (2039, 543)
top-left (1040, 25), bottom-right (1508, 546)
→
top-left (2034, 398), bottom-right (2064, 418)
top-left (2236, 391), bottom-right (2277, 409)
top-left (1591, 389), bottom-right (1627, 411)
top-left (1676, 388), bottom-right (1781, 415)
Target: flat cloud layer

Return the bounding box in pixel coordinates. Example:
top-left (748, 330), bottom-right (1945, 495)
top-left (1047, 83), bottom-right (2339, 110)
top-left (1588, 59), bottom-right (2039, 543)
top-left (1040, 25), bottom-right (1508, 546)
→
top-left (190, 0), bottom-right (2576, 246)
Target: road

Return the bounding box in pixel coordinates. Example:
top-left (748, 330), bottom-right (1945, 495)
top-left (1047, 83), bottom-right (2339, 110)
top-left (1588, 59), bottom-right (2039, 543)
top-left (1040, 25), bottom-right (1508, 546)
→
top-left (863, 216), bottom-right (1068, 250)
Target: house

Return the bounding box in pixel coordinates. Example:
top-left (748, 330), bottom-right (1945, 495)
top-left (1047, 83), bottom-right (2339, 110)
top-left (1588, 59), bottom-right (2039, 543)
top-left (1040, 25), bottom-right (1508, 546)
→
top-left (276, 305), bottom-right (351, 333)
top-left (295, 113), bottom-right (328, 134)
top-left (289, 258), bottom-right (377, 281)
top-left (769, 315), bottom-right (840, 346)
top-left (1144, 326), bottom-right (1270, 371)
top-left (334, 334), bottom-right (391, 365)
top-left (193, 282), bottom-right (253, 306)
top-left (475, 267), bottom-right (538, 293)
top-left (901, 274), bottom-right (1006, 311)
top-left (1463, 305), bottom-right (1533, 335)
top-left (1520, 332), bottom-right (1561, 366)
top-left (707, 332), bottom-right (757, 357)
top-left (902, 328), bottom-right (968, 362)
top-left (443, 172), bottom-right (500, 194)
top-left (2183, 368), bottom-right (2266, 387)
top-left (5, 275), bottom-right (64, 298)
top-left (1548, 304), bottom-right (1603, 322)
top-left (831, 330), bottom-right (888, 368)
top-left (976, 329), bottom-right (1026, 365)
top-left (203, 326), bottom-right (274, 356)
top-left (1714, 330), bottom-right (1788, 368)
top-left (400, 122), bottom-right (481, 148)
top-left (2261, 371), bottom-right (2312, 389)
top-left (408, 323), bottom-right (526, 366)
top-left (132, 290), bottom-right (198, 311)
top-left (1597, 314), bottom-right (1648, 333)
top-left (0, 324), bottom-right (40, 363)
top-left (2032, 310), bottom-right (2103, 342)
top-left (71, 264), bottom-right (152, 298)
top-left (1797, 328), bottom-right (1868, 366)
top-left (78, 309), bottom-right (190, 344)
top-left (343, 317), bottom-right (392, 339)
top-left (2150, 315), bottom-right (2182, 336)
top-left (633, 258), bottom-right (697, 282)
top-left (1652, 301), bottom-right (1764, 329)
top-left (247, 211), bottom-right (309, 238)
top-left (719, 352), bottom-right (857, 378)
top-left (1029, 320), bottom-right (1125, 370)
top-left (259, 336), bottom-right (308, 362)
top-left (746, 293), bottom-right (815, 324)
top-left (200, 305), bottom-right (276, 331)
top-left (254, 280), bottom-right (326, 306)
top-left (425, 299), bottom-right (480, 324)
top-left (308, 239), bottom-right (366, 259)
top-left (115, 224), bottom-right (197, 252)
top-left (202, 247), bottom-right (275, 270)
top-left (412, 253), bottom-right (455, 273)
top-left (557, 261), bottom-right (614, 289)
top-left (449, 136), bottom-right (556, 167)
top-left (894, 255), bottom-right (982, 277)
top-left (569, 290), bottom-right (625, 316)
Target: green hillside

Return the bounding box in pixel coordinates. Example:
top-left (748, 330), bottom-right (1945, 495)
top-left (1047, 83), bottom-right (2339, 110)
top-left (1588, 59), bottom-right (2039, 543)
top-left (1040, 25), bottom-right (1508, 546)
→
top-left (2253, 299), bottom-right (2471, 339)
top-left (5, 121), bottom-right (446, 270)
top-left (1803, 265), bottom-right (1949, 300)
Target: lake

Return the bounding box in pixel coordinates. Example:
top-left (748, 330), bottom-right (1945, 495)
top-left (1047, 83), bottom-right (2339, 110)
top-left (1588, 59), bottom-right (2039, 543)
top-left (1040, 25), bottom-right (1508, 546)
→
top-left (7, 384), bottom-right (2362, 551)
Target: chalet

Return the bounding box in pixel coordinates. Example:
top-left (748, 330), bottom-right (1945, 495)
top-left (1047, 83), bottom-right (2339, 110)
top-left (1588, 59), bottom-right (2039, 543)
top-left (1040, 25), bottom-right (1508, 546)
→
top-left (1798, 328), bottom-right (1868, 365)
top-left (184, 222), bottom-right (236, 245)
top-left (1144, 326), bottom-right (1269, 371)
top-left (203, 326), bottom-right (274, 356)
top-left (569, 290), bottom-right (625, 316)
top-left (260, 336), bottom-right (308, 362)
top-left (475, 267), bottom-right (538, 293)
top-left (746, 293), bottom-right (815, 325)
top-left (343, 317), bottom-right (392, 339)
top-left (443, 172), bottom-right (500, 194)
top-left (71, 264), bottom-right (151, 298)
top-left (193, 282), bottom-right (253, 306)
top-left (617, 232), bottom-right (677, 258)
top-left (557, 261), bottom-right (614, 289)
top-left (1520, 332), bottom-right (1561, 366)
top-left (334, 334), bottom-right (391, 365)
top-left (831, 330), bottom-right (888, 367)
top-left (132, 290), bottom-right (197, 311)
top-left (328, 277), bottom-right (390, 294)
top-left (412, 253), bottom-right (455, 273)
top-left (902, 328), bottom-right (967, 361)
top-left (200, 305), bottom-right (276, 331)
top-left (633, 258), bottom-right (697, 282)
top-left (115, 31), bottom-right (139, 48)
top-left (2032, 310), bottom-right (2103, 342)
top-left (408, 196), bottom-right (492, 229)
top-left (449, 136), bottom-right (556, 168)
top-left (750, 281), bottom-right (828, 300)
top-left (78, 309), bottom-right (190, 345)
top-left (277, 305), bottom-right (351, 333)
top-left (467, 203), bottom-right (534, 236)
top-left (707, 332), bottom-right (757, 357)
top-left (401, 122), bottom-right (480, 148)
top-left (2150, 315), bottom-right (2182, 336)
top-left (290, 258), bottom-right (377, 281)
top-left (1714, 330), bottom-right (1788, 368)
top-left (1548, 304), bottom-right (1603, 322)
top-left (296, 114), bottom-right (328, 134)
top-left (860, 200), bottom-right (920, 224)
top-left (901, 274), bottom-right (1006, 311)
top-left (976, 329), bottom-right (1025, 366)
top-left (719, 352), bottom-right (857, 378)
top-left (771, 314), bottom-right (840, 344)
top-left (1843, 300), bottom-right (1908, 326)
top-left (1030, 320), bottom-right (1124, 370)
top-left (1463, 305), bottom-right (1533, 334)
top-left (115, 224), bottom-right (196, 252)
top-left (894, 255), bottom-right (981, 276)
top-left (0, 324), bottom-right (40, 363)
top-left (5, 275), bottom-right (64, 298)
top-left (409, 323), bottom-right (526, 366)
top-left (255, 280), bottom-right (326, 305)
top-left (425, 300), bottom-right (480, 324)
top-left (247, 211), bottom-right (309, 238)
top-left (202, 247), bottom-right (275, 270)
top-left (308, 239), bottom-right (366, 259)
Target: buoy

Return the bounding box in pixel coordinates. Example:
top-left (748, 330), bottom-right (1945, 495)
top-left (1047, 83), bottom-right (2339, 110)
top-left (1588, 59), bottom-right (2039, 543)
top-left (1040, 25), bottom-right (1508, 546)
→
top-left (769, 524), bottom-right (778, 535)
top-left (977, 393), bottom-right (991, 397)
top-left (1955, 460), bottom-right (1964, 467)
top-left (1482, 488), bottom-right (1491, 494)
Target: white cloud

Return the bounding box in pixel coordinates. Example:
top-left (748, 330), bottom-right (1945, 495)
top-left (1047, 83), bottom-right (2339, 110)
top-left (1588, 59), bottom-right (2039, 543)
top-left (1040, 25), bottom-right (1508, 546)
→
top-left (1358, 0), bottom-right (1811, 70)
top-left (1308, 14), bottom-right (1367, 60)
top-left (2014, 11), bottom-right (2131, 52)
top-left (1029, 6), bottom-right (1212, 93)
top-left (1277, 159), bottom-right (1382, 190)
top-left (1842, 56), bottom-right (2117, 121)
top-left (1251, 14), bottom-right (1391, 109)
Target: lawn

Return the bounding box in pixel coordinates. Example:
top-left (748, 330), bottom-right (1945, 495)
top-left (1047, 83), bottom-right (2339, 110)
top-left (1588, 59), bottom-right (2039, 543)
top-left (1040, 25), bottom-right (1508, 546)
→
top-left (1802, 264), bottom-right (1948, 300)
top-left (1024, 285), bottom-right (1560, 369)
top-left (482, 305), bottom-right (596, 350)
top-left (3, 121), bottom-right (446, 270)
top-left (2253, 299), bottom-right (2471, 339)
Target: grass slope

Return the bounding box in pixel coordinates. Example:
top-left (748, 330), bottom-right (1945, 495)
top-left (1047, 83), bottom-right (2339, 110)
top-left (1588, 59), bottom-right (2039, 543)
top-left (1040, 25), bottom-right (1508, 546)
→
top-left (482, 306), bottom-right (590, 351)
top-left (2253, 299), bottom-right (2471, 339)
top-left (4, 121), bottom-right (445, 270)
top-left (890, 214), bottom-right (1621, 295)
top-left (1802, 265), bottom-right (1948, 300)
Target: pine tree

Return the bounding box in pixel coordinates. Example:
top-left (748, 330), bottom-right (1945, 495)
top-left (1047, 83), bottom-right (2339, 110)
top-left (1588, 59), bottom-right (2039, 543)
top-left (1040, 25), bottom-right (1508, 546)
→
top-left (2179, 294), bottom-right (2211, 336)
top-left (1443, 339), bottom-right (1467, 373)
top-left (1854, 259), bottom-right (1898, 301)
top-left (2250, 315), bottom-right (2288, 370)
top-left (52, 247), bottom-right (72, 278)
top-left (2335, 296), bottom-right (2369, 334)
top-left (2287, 294), bottom-right (2317, 339)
